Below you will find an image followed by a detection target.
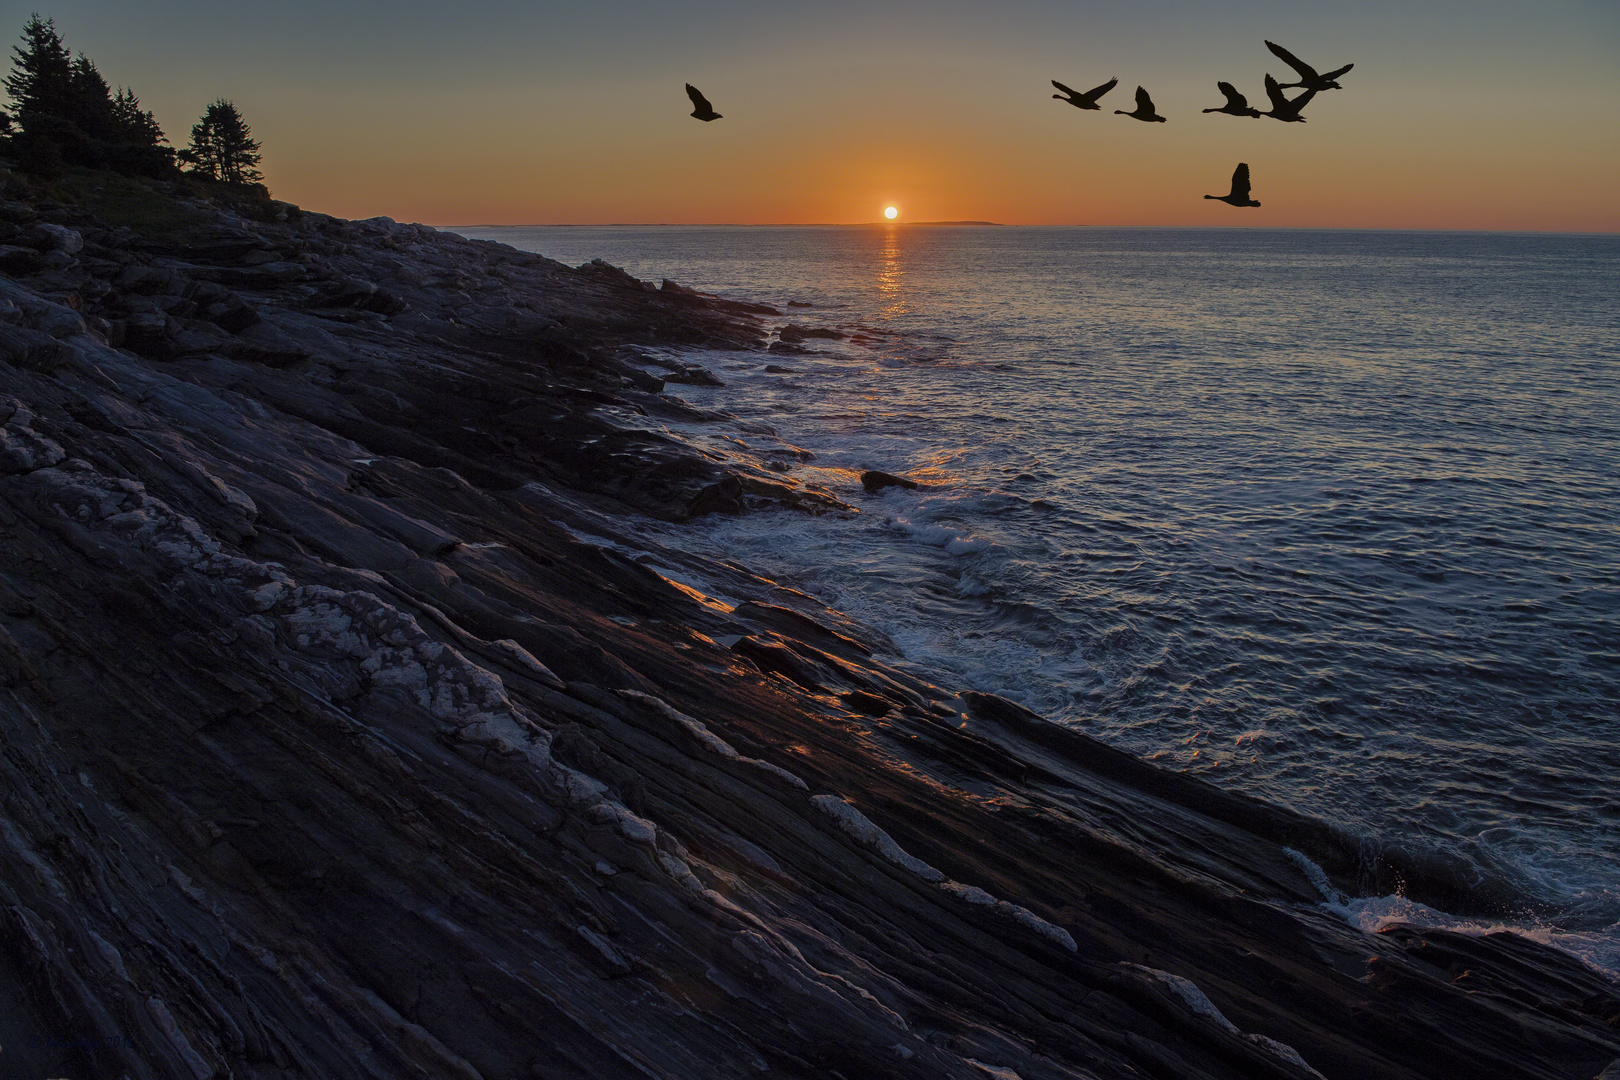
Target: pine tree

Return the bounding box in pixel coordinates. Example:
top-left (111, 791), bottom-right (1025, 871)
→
top-left (179, 98), bottom-right (262, 185)
top-left (66, 53), bottom-right (114, 138)
top-left (109, 88), bottom-right (164, 146)
top-left (4, 13), bottom-right (75, 170)
top-left (104, 86), bottom-right (175, 176)
top-left (2, 14), bottom-right (173, 176)
top-left (3, 14), bottom-right (72, 124)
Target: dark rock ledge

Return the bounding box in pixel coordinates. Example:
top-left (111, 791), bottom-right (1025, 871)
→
top-left (0, 186), bottom-right (1617, 1080)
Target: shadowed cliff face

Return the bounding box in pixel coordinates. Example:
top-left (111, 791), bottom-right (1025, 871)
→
top-left (0, 181), bottom-right (1617, 1080)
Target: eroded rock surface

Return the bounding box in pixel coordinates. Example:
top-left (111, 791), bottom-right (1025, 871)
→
top-left (0, 184), bottom-right (1616, 1080)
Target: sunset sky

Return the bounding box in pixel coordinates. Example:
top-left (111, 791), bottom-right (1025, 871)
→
top-left (15, 0), bottom-right (1620, 230)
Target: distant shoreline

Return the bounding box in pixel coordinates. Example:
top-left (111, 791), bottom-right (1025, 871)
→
top-left (436, 222), bottom-right (1619, 236)
top-left (442, 220), bottom-right (1007, 229)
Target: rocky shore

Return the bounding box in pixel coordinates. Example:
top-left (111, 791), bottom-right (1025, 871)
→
top-left (1, 176), bottom-right (1616, 1080)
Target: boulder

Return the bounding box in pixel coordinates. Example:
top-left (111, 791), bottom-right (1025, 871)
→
top-left (28, 222), bottom-right (84, 254)
top-left (0, 423), bottom-right (66, 473)
top-left (664, 364), bottom-right (724, 386)
top-left (686, 474), bottom-right (746, 517)
top-left (861, 469), bottom-right (919, 494)
top-left (778, 323), bottom-right (845, 344)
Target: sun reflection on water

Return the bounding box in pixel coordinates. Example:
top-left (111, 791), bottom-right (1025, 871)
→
top-left (876, 225), bottom-right (908, 318)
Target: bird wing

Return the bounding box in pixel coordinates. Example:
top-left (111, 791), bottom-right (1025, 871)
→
top-left (1218, 81), bottom-right (1248, 108)
top-left (1052, 79), bottom-right (1078, 98)
top-left (1084, 76), bottom-right (1119, 102)
top-left (1263, 73), bottom-right (1289, 109)
top-left (1288, 87), bottom-right (1318, 114)
top-left (1321, 62), bottom-right (1353, 81)
top-left (686, 84), bottom-right (713, 112)
top-left (1230, 162), bottom-right (1251, 200)
top-left (1135, 85), bottom-right (1154, 111)
top-left (1265, 40), bottom-right (1317, 80)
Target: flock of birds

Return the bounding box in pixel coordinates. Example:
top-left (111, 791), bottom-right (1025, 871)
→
top-left (685, 39), bottom-right (1353, 211)
top-left (1050, 40), bottom-right (1353, 207)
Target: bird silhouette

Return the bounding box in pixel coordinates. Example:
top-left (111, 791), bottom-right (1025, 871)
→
top-left (1205, 162), bottom-right (1261, 207)
top-left (685, 84), bottom-right (722, 121)
top-left (1260, 74), bottom-right (1315, 122)
top-left (1202, 81), bottom-right (1262, 118)
top-left (1265, 40), bottom-right (1352, 92)
top-left (1052, 76), bottom-right (1119, 110)
top-left (1115, 86), bottom-right (1167, 123)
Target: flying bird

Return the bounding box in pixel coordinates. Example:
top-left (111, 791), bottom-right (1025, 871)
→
top-left (1265, 40), bottom-right (1353, 92)
top-left (1115, 86), bottom-right (1167, 123)
top-left (685, 83), bottom-right (722, 121)
top-left (1202, 81), bottom-right (1262, 118)
top-left (1260, 74), bottom-right (1315, 122)
top-left (1052, 76), bottom-right (1118, 110)
top-left (1205, 162), bottom-right (1261, 207)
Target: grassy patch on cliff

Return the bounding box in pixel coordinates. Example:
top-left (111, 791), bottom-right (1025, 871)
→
top-left (57, 169), bottom-right (211, 233)
top-left (6, 165), bottom-right (296, 239)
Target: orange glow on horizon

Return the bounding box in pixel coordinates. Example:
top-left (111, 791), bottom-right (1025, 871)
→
top-left (267, 117), bottom-right (1620, 232)
top-left (18, 1), bottom-right (1615, 233)
top-left (248, 50), bottom-right (1619, 234)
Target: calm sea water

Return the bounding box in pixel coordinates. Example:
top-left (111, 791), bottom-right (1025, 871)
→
top-left (459, 224), bottom-right (1620, 975)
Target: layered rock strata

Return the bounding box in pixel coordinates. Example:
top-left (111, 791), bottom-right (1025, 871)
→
top-left (0, 184), bottom-right (1616, 1080)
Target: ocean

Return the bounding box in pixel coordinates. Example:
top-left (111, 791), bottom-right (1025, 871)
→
top-left (457, 224), bottom-right (1620, 978)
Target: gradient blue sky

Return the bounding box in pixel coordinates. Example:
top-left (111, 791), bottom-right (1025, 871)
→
top-left (11, 0), bottom-right (1620, 229)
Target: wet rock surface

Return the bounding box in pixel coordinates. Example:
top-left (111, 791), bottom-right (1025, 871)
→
top-left (1, 184), bottom-right (1617, 1080)
top-left (862, 469), bottom-right (921, 494)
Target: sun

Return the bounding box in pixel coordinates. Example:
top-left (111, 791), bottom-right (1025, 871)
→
top-left (884, 205), bottom-right (898, 220)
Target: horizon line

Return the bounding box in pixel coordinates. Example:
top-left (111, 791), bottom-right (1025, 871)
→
top-left (433, 222), bottom-right (1619, 237)
top-left (438, 220), bottom-right (1007, 229)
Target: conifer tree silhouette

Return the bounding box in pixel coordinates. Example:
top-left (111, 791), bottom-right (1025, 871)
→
top-left (180, 98), bottom-right (263, 184)
top-left (4, 13), bottom-right (76, 169)
top-left (4, 15), bottom-right (73, 125)
top-left (2, 14), bottom-right (173, 175)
